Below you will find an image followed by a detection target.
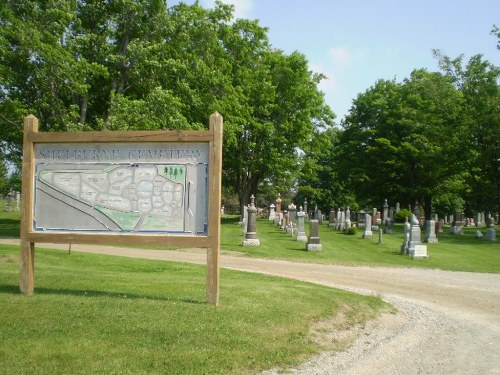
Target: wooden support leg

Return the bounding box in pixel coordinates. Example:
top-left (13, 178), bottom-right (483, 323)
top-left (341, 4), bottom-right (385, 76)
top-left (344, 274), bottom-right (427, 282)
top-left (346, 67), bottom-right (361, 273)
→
top-left (20, 241), bottom-right (35, 294)
top-left (206, 247), bottom-right (220, 306)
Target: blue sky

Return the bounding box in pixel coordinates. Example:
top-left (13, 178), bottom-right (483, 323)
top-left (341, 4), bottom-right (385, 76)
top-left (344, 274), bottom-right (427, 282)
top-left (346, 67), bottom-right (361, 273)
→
top-left (172, 0), bottom-right (499, 122)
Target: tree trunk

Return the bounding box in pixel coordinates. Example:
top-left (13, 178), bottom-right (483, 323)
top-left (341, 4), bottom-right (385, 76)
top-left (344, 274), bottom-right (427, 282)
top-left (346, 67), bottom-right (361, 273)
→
top-left (423, 195), bottom-right (432, 220)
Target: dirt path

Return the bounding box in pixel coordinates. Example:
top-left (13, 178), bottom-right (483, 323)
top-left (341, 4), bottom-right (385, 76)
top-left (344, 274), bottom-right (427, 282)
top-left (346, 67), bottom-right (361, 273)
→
top-left (3, 238), bottom-right (500, 374)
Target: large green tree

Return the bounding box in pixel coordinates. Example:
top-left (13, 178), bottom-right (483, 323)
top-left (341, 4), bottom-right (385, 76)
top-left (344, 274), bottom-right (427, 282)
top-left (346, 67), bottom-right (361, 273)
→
top-left (434, 51), bottom-right (500, 216)
top-left (0, 0), bottom-right (333, 213)
top-left (337, 70), bottom-right (465, 218)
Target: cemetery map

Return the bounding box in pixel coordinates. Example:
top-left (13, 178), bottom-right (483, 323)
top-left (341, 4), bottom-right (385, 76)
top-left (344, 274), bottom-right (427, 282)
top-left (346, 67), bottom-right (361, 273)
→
top-left (35, 164), bottom-right (187, 232)
top-left (33, 142), bottom-right (210, 234)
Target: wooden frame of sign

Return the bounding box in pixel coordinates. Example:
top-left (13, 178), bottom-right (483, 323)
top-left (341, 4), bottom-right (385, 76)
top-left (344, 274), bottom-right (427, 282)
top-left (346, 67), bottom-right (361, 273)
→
top-left (20, 113), bottom-right (223, 305)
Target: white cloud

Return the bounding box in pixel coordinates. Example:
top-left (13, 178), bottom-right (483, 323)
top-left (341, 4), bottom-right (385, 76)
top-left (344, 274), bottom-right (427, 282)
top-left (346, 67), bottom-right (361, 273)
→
top-left (328, 46), bottom-right (352, 67)
top-left (201, 0), bottom-right (253, 19)
top-left (309, 63), bottom-right (339, 95)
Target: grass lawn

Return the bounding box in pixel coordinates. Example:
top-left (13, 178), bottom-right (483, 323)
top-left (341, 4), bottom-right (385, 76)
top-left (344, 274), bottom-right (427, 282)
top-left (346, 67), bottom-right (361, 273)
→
top-left (0, 244), bottom-right (387, 374)
top-left (222, 216), bottom-right (500, 273)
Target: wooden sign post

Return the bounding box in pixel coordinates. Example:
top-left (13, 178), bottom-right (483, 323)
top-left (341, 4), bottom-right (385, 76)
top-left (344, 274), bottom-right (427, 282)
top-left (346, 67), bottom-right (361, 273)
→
top-left (20, 113), bottom-right (223, 305)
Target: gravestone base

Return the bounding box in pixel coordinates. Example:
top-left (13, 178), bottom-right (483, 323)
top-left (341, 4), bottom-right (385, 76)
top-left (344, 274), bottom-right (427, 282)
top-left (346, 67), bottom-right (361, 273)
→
top-left (400, 243), bottom-right (408, 255)
top-left (362, 231), bottom-right (373, 239)
top-left (486, 228), bottom-right (496, 242)
top-left (307, 243), bottom-right (322, 251)
top-left (411, 244), bottom-right (428, 259)
top-left (297, 234), bottom-right (308, 242)
top-left (424, 234), bottom-right (438, 244)
top-left (243, 238), bottom-right (260, 246)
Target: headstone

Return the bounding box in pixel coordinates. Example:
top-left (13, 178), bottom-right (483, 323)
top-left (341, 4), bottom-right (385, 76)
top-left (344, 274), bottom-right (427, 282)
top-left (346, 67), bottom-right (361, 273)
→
top-left (412, 244), bottom-right (428, 259)
top-left (268, 204), bottom-right (276, 221)
top-left (15, 191), bottom-right (21, 211)
top-left (275, 193), bottom-right (282, 214)
top-left (340, 208), bottom-right (346, 230)
top-left (408, 214), bottom-right (426, 257)
top-left (288, 203), bottom-right (297, 235)
top-left (372, 208), bottom-right (378, 226)
top-left (377, 227), bottom-right (383, 244)
top-left (296, 207), bottom-right (308, 242)
top-left (412, 201), bottom-right (421, 224)
top-left (336, 209), bottom-right (342, 230)
top-left (424, 219), bottom-right (438, 243)
top-left (317, 209), bottom-right (323, 225)
top-left (345, 207), bottom-right (352, 229)
top-left (388, 207), bottom-right (394, 221)
top-left (242, 205), bottom-right (248, 234)
top-left (303, 199), bottom-right (309, 219)
top-left (436, 219), bottom-right (444, 233)
top-left (383, 217), bottom-right (393, 234)
top-left (243, 195), bottom-right (260, 246)
top-left (306, 220), bottom-right (322, 251)
top-left (486, 228), bottom-right (497, 242)
top-left (329, 209), bottom-right (336, 228)
top-left (401, 217), bottom-right (410, 254)
top-left (357, 210), bottom-right (366, 228)
top-left (475, 230), bottom-right (483, 239)
top-left (281, 211), bottom-right (288, 231)
top-left (5, 191), bottom-right (13, 212)
top-left (383, 199), bottom-right (389, 222)
top-left (363, 213), bottom-right (373, 239)
top-left (395, 202), bottom-right (400, 214)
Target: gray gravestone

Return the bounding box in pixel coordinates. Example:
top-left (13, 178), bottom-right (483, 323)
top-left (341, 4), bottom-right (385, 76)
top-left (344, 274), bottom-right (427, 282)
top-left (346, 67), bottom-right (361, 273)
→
top-left (401, 217), bottom-right (410, 254)
top-left (363, 213), bottom-right (373, 239)
top-left (243, 195), bottom-right (260, 246)
top-left (306, 220), bottom-right (322, 251)
top-left (424, 219), bottom-right (438, 243)
top-left (408, 214), bottom-right (427, 258)
top-left (486, 228), bottom-right (497, 242)
top-left (288, 203), bottom-right (297, 235)
top-left (383, 199), bottom-right (389, 222)
top-left (268, 203), bottom-right (276, 221)
top-left (329, 209), bottom-right (336, 228)
top-left (296, 207), bottom-right (308, 242)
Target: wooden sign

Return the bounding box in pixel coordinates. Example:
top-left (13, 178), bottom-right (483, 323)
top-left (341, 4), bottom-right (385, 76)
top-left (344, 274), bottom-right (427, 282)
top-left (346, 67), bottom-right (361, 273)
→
top-left (20, 113), bottom-right (223, 305)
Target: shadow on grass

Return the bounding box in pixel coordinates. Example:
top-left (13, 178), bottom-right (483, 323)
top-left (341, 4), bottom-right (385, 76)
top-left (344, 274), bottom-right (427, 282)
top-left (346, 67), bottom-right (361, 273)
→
top-left (221, 215), bottom-right (240, 225)
top-left (0, 218), bottom-right (21, 238)
top-left (0, 283), bottom-right (205, 305)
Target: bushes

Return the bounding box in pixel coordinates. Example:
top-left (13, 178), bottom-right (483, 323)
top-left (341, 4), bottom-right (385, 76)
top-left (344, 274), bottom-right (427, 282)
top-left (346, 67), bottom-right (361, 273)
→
top-left (394, 208), bottom-right (411, 223)
top-left (345, 226), bottom-right (358, 235)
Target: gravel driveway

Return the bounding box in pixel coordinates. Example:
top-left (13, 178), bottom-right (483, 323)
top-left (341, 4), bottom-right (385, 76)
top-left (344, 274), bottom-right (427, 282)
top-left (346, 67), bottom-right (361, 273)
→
top-left (3, 239), bottom-right (499, 374)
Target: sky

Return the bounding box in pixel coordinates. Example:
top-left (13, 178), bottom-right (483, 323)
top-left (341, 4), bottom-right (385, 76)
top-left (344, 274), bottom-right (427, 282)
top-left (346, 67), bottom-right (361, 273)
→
top-left (172, 0), bottom-right (499, 122)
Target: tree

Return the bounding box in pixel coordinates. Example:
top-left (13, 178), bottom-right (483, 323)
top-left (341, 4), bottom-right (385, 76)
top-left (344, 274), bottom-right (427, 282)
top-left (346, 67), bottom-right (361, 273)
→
top-left (338, 70), bottom-right (465, 218)
top-left (296, 127), bottom-right (355, 213)
top-left (0, 1), bottom-right (334, 213)
top-left (434, 51), bottom-right (500, 216)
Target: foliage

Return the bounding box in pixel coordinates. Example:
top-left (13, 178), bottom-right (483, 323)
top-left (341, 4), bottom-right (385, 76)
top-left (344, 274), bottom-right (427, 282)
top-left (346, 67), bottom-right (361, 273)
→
top-left (296, 127), bottom-right (356, 213)
top-left (344, 226), bottom-right (358, 235)
top-left (434, 51), bottom-right (500, 215)
top-left (0, 1), bottom-right (334, 214)
top-left (394, 208), bottom-right (411, 223)
top-left (337, 69), bottom-right (467, 219)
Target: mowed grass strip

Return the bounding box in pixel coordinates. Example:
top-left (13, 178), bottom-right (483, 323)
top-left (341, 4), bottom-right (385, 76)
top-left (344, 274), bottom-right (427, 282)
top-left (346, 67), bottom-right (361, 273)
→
top-left (0, 245), bottom-right (386, 375)
top-left (222, 216), bottom-right (500, 273)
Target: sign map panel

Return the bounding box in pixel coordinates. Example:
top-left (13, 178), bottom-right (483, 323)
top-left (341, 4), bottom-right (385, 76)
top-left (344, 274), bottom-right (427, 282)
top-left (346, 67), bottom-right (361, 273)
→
top-left (34, 143), bottom-right (209, 235)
